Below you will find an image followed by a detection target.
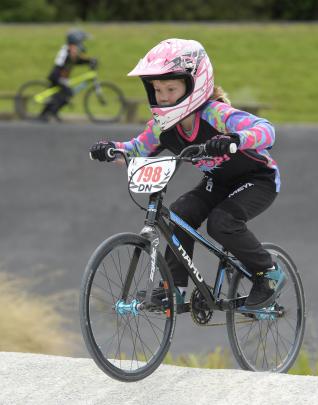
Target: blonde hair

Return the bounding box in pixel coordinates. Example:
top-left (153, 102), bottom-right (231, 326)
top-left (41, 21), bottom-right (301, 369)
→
top-left (149, 79), bottom-right (231, 105)
top-left (212, 85), bottom-right (231, 105)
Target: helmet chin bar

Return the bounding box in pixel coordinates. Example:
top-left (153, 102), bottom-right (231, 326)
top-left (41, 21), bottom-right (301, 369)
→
top-left (152, 108), bottom-right (187, 131)
top-left (151, 78), bottom-right (213, 131)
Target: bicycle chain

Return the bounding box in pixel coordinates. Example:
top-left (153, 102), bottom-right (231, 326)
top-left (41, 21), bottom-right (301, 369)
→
top-left (189, 319), bottom-right (254, 327)
top-left (190, 286), bottom-right (214, 326)
top-left (189, 287), bottom-right (254, 327)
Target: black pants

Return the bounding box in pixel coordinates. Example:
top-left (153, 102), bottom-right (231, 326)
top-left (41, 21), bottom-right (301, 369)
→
top-left (40, 82), bottom-right (73, 117)
top-left (164, 176), bottom-right (278, 287)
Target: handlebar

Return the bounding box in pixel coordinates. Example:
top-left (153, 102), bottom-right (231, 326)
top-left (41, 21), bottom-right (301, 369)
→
top-left (107, 147), bottom-right (130, 165)
top-left (89, 142), bottom-right (237, 164)
top-left (99, 142), bottom-right (237, 164)
top-left (89, 142), bottom-right (238, 211)
top-left (229, 143), bottom-right (238, 154)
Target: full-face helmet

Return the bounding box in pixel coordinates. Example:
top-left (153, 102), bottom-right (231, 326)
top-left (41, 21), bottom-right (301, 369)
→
top-left (128, 38), bottom-right (214, 131)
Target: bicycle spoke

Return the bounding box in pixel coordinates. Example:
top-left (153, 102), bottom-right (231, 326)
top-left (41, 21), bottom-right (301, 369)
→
top-left (139, 312), bottom-right (166, 345)
top-left (227, 244), bottom-right (305, 373)
top-left (81, 235), bottom-right (175, 380)
top-left (84, 81), bottom-right (125, 123)
top-left (132, 316), bottom-right (149, 364)
top-left (110, 251), bottom-right (124, 286)
top-left (102, 262), bottom-right (117, 307)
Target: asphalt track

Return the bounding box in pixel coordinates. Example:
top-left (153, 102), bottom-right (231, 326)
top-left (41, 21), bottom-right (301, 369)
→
top-left (0, 121), bottom-right (317, 361)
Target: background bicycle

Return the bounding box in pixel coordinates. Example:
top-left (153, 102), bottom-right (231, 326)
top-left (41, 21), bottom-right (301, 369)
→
top-left (14, 67), bottom-right (126, 123)
top-left (79, 145), bottom-right (305, 382)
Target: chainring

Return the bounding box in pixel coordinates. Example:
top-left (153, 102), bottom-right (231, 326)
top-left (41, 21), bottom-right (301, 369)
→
top-left (190, 286), bottom-right (214, 325)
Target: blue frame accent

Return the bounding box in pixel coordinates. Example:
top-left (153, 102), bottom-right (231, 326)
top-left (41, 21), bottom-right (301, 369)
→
top-left (169, 210), bottom-right (252, 278)
top-left (170, 211), bottom-right (216, 249)
top-left (172, 234), bottom-right (180, 247)
top-left (215, 268), bottom-right (225, 296)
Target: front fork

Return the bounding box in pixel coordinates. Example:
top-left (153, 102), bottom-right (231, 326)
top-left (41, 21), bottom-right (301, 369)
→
top-left (118, 193), bottom-right (162, 312)
top-left (93, 79), bottom-right (106, 103)
top-left (139, 193), bottom-right (163, 303)
top-left (117, 232), bottom-right (159, 316)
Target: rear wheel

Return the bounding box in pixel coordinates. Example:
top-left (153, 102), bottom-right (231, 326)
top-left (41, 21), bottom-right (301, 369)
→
top-left (84, 81), bottom-right (125, 123)
top-left (80, 233), bottom-right (176, 382)
top-left (226, 243), bottom-right (305, 372)
top-left (15, 80), bottom-right (49, 120)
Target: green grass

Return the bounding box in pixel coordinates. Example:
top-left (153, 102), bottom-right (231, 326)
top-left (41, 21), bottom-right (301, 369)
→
top-left (1, 23), bottom-right (317, 122)
top-left (164, 347), bottom-right (232, 369)
top-left (0, 23), bottom-right (318, 122)
top-left (289, 350), bottom-right (318, 376)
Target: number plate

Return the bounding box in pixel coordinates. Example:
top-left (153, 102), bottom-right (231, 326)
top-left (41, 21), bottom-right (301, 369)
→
top-left (128, 157), bottom-right (176, 193)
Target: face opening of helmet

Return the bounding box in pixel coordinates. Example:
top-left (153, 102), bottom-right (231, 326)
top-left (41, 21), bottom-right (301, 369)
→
top-left (141, 73), bottom-right (194, 108)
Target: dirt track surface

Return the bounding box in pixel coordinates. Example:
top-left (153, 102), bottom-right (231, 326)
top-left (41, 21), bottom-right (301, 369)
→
top-left (0, 121), bottom-right (317, 359)
top-left (1, 352), bottom-right (318, 405)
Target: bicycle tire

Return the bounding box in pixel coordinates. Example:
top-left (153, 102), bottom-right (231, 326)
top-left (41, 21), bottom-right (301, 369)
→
top-left (15, 80), bottom-right (49, 120)
top-left (83, 81), bottom-right (126, 124)
top-left (79, 232), bottom-right (176, 382)
top-left (226, 242), bottom-right (306, 373)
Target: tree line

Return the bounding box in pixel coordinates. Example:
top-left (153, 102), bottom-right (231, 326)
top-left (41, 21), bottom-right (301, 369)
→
top-left (1, 0), bottom-right (317, 22)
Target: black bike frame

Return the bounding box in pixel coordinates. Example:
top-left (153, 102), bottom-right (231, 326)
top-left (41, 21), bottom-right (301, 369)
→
top-left (116, 145), bottom-right (252, 312)
top-left (142, 190), bottom-right (252, 312)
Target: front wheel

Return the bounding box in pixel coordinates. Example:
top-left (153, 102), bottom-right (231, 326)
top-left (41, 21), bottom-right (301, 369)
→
top-left (84, 81), bottom-right (125, 123)
top-left (226, 243), bottom-right (306, 373)
top-left (79, 233), bottom-right (176, 382)
top-left (15, 80), bottom-right (50, 120)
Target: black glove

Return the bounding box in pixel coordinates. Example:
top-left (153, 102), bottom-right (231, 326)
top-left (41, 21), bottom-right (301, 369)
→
top-left (204, 134), bottom-right (240, 157)
top-left (89, 141), bottom-right (115, 162)
top-left (89, 58), bottom-right (98, 69)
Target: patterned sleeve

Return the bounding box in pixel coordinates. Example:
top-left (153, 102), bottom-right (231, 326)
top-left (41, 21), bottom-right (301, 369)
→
top-left (113, 120), bottom-right (162, 157)
top-left (202, 101), bottom-right (275, 150)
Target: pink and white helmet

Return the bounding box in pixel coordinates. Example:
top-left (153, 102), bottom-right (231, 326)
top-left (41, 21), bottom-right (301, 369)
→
top-left (128, 38), bottom-right (214, 131)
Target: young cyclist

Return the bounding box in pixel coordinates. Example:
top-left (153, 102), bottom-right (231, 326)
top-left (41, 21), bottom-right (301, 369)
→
top-left (39, 29), bottom-right (97, 122)
top-left (89, 38), bottom-right (286, 310)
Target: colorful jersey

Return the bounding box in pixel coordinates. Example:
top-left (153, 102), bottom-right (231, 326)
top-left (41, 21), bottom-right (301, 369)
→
top-left (114, 100), bottom-right (280, 192)
top-left (48, 45), bottom-right (91, 83)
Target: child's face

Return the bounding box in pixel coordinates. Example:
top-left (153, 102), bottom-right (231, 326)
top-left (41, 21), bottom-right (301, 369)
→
top-left (69, 44), bottom-right (80, 59)
top-left (152, 79), bottom-right (186, 107)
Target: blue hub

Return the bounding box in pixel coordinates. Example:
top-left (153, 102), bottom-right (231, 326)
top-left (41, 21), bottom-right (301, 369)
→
top-left (115, 299), bottom-right (140, 316)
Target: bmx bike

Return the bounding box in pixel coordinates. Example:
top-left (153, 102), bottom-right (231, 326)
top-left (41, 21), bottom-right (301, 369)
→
top-left (14, 67), bottom-right (125, 123)
top-left (79, 144), bottom-right (305, 382)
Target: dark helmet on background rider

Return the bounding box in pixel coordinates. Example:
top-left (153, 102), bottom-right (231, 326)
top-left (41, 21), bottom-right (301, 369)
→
top-left (66, 29), bottom-right (90, 52)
